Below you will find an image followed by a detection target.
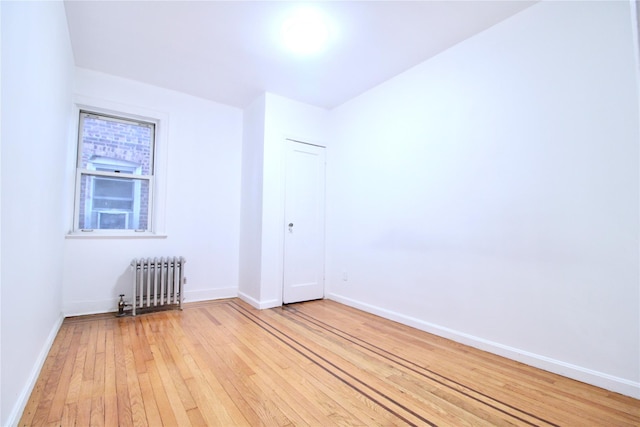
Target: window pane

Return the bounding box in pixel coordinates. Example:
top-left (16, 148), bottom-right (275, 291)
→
top-left (94, 178), bottom-right (133, 198)
top-left (78, 173), bottom-right (150, 230)
top-left (93, 199), bottom-right (133, 210)
top-left (79, 113), bottom-right (154, 175)
top-left (98, 212), bottom-right (128, 229)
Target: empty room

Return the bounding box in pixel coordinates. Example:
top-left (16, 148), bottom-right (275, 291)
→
top-left (2, 0), bottom-right (639, 425)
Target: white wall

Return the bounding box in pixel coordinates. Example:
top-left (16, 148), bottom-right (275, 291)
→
top-left (239, 94), bottom-right (266, 303)
top-left (63, 69), bottom-right (243, 315)
top-left (326, 1), bottom-right (640, 397)
top-left (1, 1), bottom-right (74, 424)
top-left (239, 93), bottom-right (328, 308)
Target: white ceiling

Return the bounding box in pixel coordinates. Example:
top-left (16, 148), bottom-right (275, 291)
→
top-left (64, 1), bottom-right (536, 110)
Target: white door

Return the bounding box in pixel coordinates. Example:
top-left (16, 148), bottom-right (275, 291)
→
top-left (282, 139), bottom-right (326, 304)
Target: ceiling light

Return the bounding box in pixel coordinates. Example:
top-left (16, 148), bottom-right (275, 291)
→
top-left (281, 7), bottom-right (331, 56)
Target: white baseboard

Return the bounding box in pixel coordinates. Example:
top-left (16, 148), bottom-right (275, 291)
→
top-left (237, 292), bottom-right (281, 309)
top-left (63, 298), bottom-right (117, 317)
top-left (63, 287), bottom-right (239, 317)
top-left (184, 287), bottom-right (237, 303)
top-left (327, 292), bottom-right (640, 399)
top-left (6, 314), bottom-right (64, 427)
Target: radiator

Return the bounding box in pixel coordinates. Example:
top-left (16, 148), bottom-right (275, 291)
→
top-left (130, 256), bottom-right (186, 315)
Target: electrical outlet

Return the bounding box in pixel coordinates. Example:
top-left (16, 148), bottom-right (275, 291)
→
top-left (342, 272), bottom-right (348, 281)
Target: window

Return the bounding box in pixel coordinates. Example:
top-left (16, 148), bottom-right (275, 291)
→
top-left (74, 111), bottom-right (155, 232)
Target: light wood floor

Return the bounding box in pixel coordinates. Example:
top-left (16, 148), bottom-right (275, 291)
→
top-left (20, 298), bottom-right (639, 426)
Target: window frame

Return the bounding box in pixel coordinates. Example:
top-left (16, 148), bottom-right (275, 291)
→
top-left (67, 97), bottom-right (168, 238)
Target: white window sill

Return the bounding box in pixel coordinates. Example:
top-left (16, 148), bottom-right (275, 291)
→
top-left (66, 231), bottom-right (168, 239)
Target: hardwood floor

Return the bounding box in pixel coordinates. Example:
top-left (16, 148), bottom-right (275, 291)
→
top-left (20, 298), bottom-right (639, 426)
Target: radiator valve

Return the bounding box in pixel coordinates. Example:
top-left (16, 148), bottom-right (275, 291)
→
top-left (117, 294), bottom-right (131, 317)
